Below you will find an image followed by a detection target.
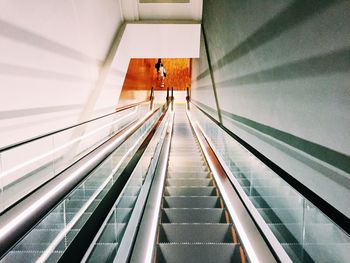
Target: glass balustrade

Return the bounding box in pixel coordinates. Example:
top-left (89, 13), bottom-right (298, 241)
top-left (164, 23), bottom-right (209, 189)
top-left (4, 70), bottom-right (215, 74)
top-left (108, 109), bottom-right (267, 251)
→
top-left (189, 105), bottom-right (350, 263)
top-left (0, 102), bottom-right (150, 213)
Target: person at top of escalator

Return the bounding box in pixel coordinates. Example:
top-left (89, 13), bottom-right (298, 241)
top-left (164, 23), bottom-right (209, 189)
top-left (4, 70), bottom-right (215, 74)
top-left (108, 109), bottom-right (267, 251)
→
top-left (159, 64), bottom-right (166, 88)
top-left (159, 64), bottom-right (166, 79)
top-left (155, 58), bottom-right (161, 72)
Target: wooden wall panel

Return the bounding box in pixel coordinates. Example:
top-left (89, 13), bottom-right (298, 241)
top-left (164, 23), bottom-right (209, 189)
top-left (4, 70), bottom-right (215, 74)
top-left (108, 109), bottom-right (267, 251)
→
top-left (121, 58), bottom-right (191, 91)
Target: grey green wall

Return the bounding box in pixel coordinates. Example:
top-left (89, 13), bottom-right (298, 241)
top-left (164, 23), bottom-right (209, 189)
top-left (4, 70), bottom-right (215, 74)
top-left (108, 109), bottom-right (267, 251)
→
top-left (192, 0), bottom-right (350, 217)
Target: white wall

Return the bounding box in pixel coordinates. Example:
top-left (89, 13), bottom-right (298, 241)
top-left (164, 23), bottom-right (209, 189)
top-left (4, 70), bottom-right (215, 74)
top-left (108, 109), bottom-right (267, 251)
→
top-left (0, 0), bottom-right (124, 148)
top-left (138, 0), bottom-right (202, 21)
top-left (120, 0), bottom-right (203, 22)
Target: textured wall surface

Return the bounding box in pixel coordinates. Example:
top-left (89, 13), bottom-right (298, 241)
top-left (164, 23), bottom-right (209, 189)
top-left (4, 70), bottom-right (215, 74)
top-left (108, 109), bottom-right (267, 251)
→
top-left (192, 0), bottom-right (350, 217)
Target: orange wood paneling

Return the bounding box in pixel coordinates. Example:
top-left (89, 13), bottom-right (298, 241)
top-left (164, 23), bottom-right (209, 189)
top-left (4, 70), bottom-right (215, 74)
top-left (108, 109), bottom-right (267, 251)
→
top-left (121, 58), bottom-right (191, 91)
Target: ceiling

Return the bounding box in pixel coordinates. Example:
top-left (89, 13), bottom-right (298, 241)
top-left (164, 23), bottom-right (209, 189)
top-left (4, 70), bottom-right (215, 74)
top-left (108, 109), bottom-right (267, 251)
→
top-left (121, 0), bottom-right (202, 21)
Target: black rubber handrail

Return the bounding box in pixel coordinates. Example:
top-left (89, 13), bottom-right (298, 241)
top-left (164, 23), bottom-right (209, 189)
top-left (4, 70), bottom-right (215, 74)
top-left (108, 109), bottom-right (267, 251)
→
top-left (190, 101), bottom-right (350, 235)
top-left (0, 100), bottom-right (148, 152)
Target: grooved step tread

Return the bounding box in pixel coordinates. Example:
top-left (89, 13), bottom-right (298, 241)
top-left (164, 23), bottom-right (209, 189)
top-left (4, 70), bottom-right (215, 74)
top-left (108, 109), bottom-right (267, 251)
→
top-left (159, 224), bottom-right (236, 243)
top-left (164, 186), bottom-right (217, 196)
top-left (166, 178), bottom-right (213, 187)
top-left (156, 243), bottom-right (242, 263)
top-left (163, 196), bottom-right (221, 208)
top-left (161, 208), bottom-right (227, 223)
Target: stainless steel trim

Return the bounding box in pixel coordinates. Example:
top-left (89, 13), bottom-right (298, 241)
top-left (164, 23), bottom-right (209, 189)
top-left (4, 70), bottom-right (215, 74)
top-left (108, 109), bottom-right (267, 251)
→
top-left (129, 111), bottom-right (174, 263)
top-left (114, 111), bottom-right (170, 263)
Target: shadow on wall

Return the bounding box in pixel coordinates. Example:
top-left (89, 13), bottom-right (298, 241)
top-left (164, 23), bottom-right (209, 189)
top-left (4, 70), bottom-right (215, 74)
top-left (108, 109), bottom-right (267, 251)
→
top-left (197, 0), bottom-right (340, 81)
top-left (195, 47), bottom-right (350, 90)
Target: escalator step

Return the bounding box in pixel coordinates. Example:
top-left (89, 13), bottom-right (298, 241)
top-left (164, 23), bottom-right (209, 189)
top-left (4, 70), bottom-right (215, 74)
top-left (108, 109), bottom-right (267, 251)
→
top-left (167, 171), bottom-right (210, 179)
top-left (122, 186), bottom-right (141, 196)
top-left (161, 208), bottom-right (226, 223)
top-left (97, 223), bottom-right (126, 243)
top-left (108, 208), bottom-right (132, 223)
top-left (168, 160), bottom-right (205, 167)
top-left (0, 251), bottom-right (63, 263)
top-left (163, 196), bottom-right (221, 208)
top-left (167, 166), bottom-right (208, 173)
top-left (159, 224), bottom-right (235, 243)
top-left (164, 187), bottom-right (217, 196)
top-left (116, 196), bottom-right (137, 208)
top-left (87, 243), bottom-right (119, 263)
top-left (156, 244), bottom-right (242, 263)
top-left (165, 178), bottom-right (213, 187)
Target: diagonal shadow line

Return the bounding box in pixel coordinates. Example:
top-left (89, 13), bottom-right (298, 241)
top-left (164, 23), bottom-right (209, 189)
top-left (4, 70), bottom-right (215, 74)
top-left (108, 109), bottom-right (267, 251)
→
top-left (0, 63), bottom-right (94, 83)
top-left (0, 105), bottom-right (83, 120)
top-left (195, 47), bottom-right (350, 90)
top-left (196, 0), bottom-right (340, 81)
top-left (0, 19), bottom-right (102, 65)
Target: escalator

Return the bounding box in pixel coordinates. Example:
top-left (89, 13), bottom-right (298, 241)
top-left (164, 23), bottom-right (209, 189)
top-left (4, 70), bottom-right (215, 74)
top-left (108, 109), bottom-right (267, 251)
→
top-left (155, 106), bottom-right (245, 262)
top-left (1, 101), bottom-right (349, 263)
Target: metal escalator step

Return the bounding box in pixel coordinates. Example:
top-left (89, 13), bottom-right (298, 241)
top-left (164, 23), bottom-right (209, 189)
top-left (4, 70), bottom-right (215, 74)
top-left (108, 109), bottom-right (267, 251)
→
top-left (1, 251), bottom-right (63, 263)
top-left (161, 208), bottom-right (226, 223)
top-left (167, 171), bottom-right (210, 179)
top-left (116, 196), bottom-right (137, 208)
top-left (128, 178), bottom-right (143, 187)
top-left (170, 146), bottom-right (199, 150)
top-left (122, 186), bottom-right (141, 196)
top-left (68, 189), bottom-right (109, 200)
top-left (168, 161), bottom-right (205, 167)
top-left (163, 197), bottom-right (220, 208)
top-left (15, 229), bottom-right (79, 246)
top-left (170, 151), bottom-right (200, 154)
top-left (169, 156), bottom-right (202, 160)
top-left (97, 223), bottom-right (126, 243)
top-left (37, 212), bottom-right (92, 230)
top-left (87, 243), bottom-right (119, 263)
top-left (168, 156), bottom-right (203, 162)
top-left (12, 241), bottom-right (67, 252)
top-left (108, 208), bottom-right (132, 223)
top-left (156, 244), bottom-right (242, 263)
top-left (164, 187), bottom-right (217, 196)
top-left (168, 166), bottom-right (208, 172)
top-left (63, 199), bottom-right (100, 213)
top-left (168, 166), bottom-right (207, 171)
top-left (165, 179), bottom-right (213, 187)
top-left (159, 224), bottom-right (235, 243)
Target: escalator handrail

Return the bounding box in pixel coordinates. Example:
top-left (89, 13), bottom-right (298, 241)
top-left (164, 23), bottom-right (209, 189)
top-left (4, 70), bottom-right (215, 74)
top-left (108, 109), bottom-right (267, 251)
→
top-left (190, 101), bottom-right (350, 235)
top-left (0, 100), bottom-right (149, 152)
